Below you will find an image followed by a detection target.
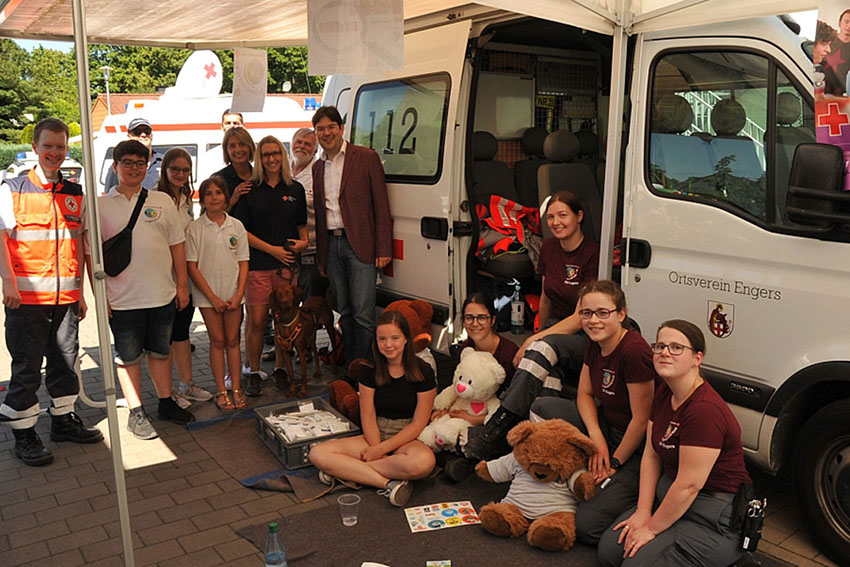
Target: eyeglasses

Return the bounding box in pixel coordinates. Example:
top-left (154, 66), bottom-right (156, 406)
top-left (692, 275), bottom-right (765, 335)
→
top-left (118, 159), bottom-right (148, 169)
top-left (129, 127), bottom-right (152, 136)
top-left (261, 151), bottom-right (282, 159)
top-left (650, 343), bottom-right (696, 356)
top-left (167, 166), bottom-right (191, 175)
top-left (578, 308), bottom-right (618, 320)
top-left (463, 314), bottom-right (492, 325)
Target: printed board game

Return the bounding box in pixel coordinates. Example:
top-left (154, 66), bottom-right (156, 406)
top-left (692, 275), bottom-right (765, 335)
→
top-left (404, 501), bottom-right (480, 533)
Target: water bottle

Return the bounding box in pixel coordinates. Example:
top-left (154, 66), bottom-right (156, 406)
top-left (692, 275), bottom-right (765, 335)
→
top-left (510, 283), bottom-right (524, 334)
top-left (264, 522), bottom-right (288, 567)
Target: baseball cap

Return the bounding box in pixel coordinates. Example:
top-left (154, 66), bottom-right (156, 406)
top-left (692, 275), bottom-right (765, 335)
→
top-left (127, 117), bottom-right (152, 133)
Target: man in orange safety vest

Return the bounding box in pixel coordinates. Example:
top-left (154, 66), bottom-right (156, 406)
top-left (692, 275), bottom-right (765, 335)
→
top-left (0, 118), bottom-right (103, 466)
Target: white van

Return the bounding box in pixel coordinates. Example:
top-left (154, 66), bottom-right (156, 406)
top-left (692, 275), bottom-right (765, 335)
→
top-left (323, 13), bottom-right (850, 562)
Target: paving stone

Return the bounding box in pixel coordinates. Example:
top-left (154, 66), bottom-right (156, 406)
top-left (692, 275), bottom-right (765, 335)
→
top-left (26, 476), bottom-right (80, 500)
top-left (134, 540), bottom-right (185, 567)
top-left (21, 547), bottom-right (85, 567)
top-left (129, 494), bottom-right (176, 516)
top-left (138, 518), bottom-right (198, 546)
top-left (238, 493), bottom-right (295, 517)
top-left (80, 535), bottom-right (126, 563)
top-left (177, 525), bottom-right (238, 553)
top-left (191, 504), bottom-right (248, 531)
top-left (214, 537), bottom-right (259, 562)
top-left (208, 487), bottom-right (260, 510)
top-left (156, 499), bottom-right (213, 524)
top-left (185, 468), bottom-right (230, 487)
top-left (55, 481), bottom-right (109, 506)
top-left (138, 478), bottom-right (191, 499)
top-left (48, 525), bottom-right (109, 555)
top-left (0, 541), bottom-right (51, 565)
top-left (44, 462), bottom-right (95, 483)
top-left (158, 546), bottom-right (222, 566)
top-left (67, 506), bottom-right (119, 531)
top-left (8, 519), bottom-right (70, 549)
top-left (1, 494), bottom-right (56, 520)
top-left (172, 482), bottom-right (222, 505)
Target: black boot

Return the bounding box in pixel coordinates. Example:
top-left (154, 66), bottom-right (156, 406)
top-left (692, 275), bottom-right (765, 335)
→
top-left (444, 456), bottom-right (474, 482)
top-left (462, 407), bottom-right (522, 461)
top-left (12, 427), bottom-right (54, 466)
top-left (50, 412), bottom-right (104, 444)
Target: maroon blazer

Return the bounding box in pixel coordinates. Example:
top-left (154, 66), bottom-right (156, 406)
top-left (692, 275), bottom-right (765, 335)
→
top-left (312, 143), bottom-right (392, 269)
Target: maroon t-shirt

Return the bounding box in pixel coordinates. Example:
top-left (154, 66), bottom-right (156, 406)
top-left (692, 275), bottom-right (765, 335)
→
top-left (651, 382), bottom-right (751, 493)
top-left (459, 336), bottom-right (518, 393)
top-left (585, 330), bottom-right (656, 432)
top-left (536, 236), bottom-right (599, 320)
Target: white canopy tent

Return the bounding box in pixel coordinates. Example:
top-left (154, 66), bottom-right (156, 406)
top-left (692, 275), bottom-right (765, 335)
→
top-left (0, 1), bottom-right (817, 564)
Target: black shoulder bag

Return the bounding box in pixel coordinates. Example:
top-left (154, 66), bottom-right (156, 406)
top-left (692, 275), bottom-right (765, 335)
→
top-left (102, 189), bottom-right (147, 277)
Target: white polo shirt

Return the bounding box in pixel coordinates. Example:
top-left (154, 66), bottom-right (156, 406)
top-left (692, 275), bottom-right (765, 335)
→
top-left (98, 187), bottom-right (184, 310)
top-left (321, 140), bottom-right (347, 230)
top-left (292, 158), bottom-right (317, 256)
top-left (185, 212), bottom-right (250, 308)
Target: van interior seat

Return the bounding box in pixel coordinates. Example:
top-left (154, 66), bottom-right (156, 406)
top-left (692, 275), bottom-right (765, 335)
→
top-left (538, 130), bottom-right (602, 242)
top-left (514, 127), bottom-right (550, 207)
top-left (773, 92), bottom-right (814, 222)
top-left (472, 131), bottom-right (535, 279)
top-left (472, 131), bottom-right (522, 205)
top-left (574, 129), bottom-right (604, 197)
top-left (649, 94), bottom-right (715, 185)
top-left (705, 98), bottom-right (764, 181)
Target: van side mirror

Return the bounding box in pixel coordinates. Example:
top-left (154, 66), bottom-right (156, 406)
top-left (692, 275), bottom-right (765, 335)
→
top-left (785, 143), bottom-right (850, 229)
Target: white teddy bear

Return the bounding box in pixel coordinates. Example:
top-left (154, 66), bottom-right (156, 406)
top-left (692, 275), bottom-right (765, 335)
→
top-left (418, 347), bottom-right (506, 451)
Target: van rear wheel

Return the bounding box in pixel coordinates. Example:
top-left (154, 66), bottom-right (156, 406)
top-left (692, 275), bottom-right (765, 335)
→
top-left (792, 399), bottom-right (850, 564)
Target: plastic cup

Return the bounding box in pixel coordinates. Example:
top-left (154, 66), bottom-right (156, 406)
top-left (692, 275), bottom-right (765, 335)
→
top-left (338, 493), bottom-right (361, 526)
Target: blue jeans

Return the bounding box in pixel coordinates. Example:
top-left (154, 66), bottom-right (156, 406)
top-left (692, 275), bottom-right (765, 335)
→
top-left (326, 234), bottom-right (377, 363)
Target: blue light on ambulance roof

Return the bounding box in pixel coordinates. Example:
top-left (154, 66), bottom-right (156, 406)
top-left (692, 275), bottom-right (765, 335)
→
top-left (16, 152), bottom-right (26, 159)
top-left (304, 97), bottom-right (319, 110)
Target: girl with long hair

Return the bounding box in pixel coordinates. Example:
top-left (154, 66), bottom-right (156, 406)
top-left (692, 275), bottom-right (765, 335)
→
top-left (310, 310), bottom-right (437, 506)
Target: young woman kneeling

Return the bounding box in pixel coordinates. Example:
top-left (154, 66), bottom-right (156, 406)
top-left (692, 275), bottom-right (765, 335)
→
top-left (309, 311), bottom-right (437, 506)
top-left (598, 320), bottom-right (751, 567)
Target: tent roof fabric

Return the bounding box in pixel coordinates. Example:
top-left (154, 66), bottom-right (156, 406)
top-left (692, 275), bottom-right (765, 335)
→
top-left (0, 0), bottom-right (818, 47)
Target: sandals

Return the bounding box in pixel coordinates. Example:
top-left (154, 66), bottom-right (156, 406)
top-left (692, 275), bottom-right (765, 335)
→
top-left (215, 391), bottom-right (236, 412)
top-left (231, 388), bottom-right (248, 410)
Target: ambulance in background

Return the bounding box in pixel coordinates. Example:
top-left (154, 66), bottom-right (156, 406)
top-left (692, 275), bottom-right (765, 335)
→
top-left (92, 51), bottom-right (319, 195)
top-left (323, 10), bottom-right (850, 562)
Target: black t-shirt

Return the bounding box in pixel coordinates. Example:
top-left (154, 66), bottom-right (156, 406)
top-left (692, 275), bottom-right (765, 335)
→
top-left (358, 359), bottom-right (437, 420)
top-left (214, 164), bottom-right (252, 194)
top-left (231, 179), bottom-right (307, 271)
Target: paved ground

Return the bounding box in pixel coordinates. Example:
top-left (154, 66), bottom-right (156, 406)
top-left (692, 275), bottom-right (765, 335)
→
top-left (0, 286), bottom-right (841, 566)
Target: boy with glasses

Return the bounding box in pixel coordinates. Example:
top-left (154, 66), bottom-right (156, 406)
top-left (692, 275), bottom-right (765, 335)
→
top-left (103, 117), bottom-right (163, 192)
top-left (90, 140), bottom-right (193, 439)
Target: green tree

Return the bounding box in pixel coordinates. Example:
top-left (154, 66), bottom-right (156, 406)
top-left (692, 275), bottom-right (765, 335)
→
top-left (0, 39), bottom-right (42, 142)
top-left (87, 45), bottom-right (192, 94)
top-left (268, 47), bottom-right (324, 93)
top-left (25, 46), bottom-right (79, 123)
top-left (20, 123), bottom-right (34, 144)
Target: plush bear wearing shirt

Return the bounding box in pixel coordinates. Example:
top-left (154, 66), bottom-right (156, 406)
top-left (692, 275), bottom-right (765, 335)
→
top-left (476, 420), bottom-right (597, 551)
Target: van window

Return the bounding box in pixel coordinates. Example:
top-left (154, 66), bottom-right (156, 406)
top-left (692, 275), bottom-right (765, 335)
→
top-left (350, 73), bottom-right (451, 183)
top-left (649, 51), bottom-right (770, 220)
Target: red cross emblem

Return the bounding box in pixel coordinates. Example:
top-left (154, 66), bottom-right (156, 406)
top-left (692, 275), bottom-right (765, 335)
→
top-left (204, 63), bottom-right (217, 79)
top-left (818, 102), bottom-right (850, 136)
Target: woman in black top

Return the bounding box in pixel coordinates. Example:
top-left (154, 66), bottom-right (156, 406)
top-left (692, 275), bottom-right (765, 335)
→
top-left (231, 136), bottom-right (308, 394)
top-left (213, 126), bottom-right (254, 211)
top-left (310, 310), bottom-right (437, 507)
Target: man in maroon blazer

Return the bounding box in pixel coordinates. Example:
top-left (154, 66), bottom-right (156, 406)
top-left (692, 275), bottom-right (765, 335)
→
top-left (311, 106), bottom-right (392, 363)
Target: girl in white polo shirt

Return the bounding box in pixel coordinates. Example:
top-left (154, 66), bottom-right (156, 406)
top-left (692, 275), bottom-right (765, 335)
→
top-left (186, 176), bottom-right (250, 411)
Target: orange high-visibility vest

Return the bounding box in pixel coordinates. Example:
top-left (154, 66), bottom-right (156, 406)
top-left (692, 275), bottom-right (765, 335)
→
top-left (4, 169), bottom-right (83, 305)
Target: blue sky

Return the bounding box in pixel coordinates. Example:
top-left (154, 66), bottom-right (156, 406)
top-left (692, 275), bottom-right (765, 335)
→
top-left (14, 39), bottom-right (72, 52)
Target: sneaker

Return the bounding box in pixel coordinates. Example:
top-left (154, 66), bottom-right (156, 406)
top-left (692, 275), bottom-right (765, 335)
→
top-left (378, 479), bottom-right (413, 507)
top-left (170, 389), bottom-right (192, 409)
top-left (157, 397), bottom-right (196, 425)
top-left (12, 428), bottom-right (54, 466)
top-left (50, 412), bottom-right (104, 444)
top-left (444, 456), bottom-right (473, 482)
top-left (224, 374), bottom-right (232, 390)
top-left (127, 408), bottom-right (158, 440)
top-left (245, 372), bottom-right (263, 397)
top-left (242, 365), bottom-right (268, 379)
top-left (318, 470), bottom-right (362, 489)
top-left (177, 381), bottom-right (213, 402)
top-left (273, 367), bottom-right (290, 391)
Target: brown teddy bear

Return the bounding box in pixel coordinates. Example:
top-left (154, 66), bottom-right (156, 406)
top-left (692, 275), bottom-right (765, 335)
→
top-left (475, 419), bottom-right (597, 552)
top-left (328, 301), bottom-right (434, 426)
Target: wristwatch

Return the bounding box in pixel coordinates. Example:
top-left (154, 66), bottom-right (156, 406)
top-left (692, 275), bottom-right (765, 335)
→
top-left (610, 457), bottom-right (621, 470)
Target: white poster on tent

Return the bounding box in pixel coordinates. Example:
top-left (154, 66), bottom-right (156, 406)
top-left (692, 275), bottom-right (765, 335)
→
top-left (232, 48), bottom-right (268, 113)
top-left (308, 0), bottom-right (403, 75)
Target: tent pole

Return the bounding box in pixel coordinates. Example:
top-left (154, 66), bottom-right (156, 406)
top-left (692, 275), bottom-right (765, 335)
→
top-left (599, 0), bottom-right (629, 281)
top-left (70, 1), bottom-right (135, 565)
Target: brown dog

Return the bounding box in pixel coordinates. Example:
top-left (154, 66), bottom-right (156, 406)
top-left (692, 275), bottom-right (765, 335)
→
top-left (269, 283), bottom-right (335, 398)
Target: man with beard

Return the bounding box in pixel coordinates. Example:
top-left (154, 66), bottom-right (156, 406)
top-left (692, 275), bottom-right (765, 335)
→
top-left (290, 127), bottom-right (326, 298)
